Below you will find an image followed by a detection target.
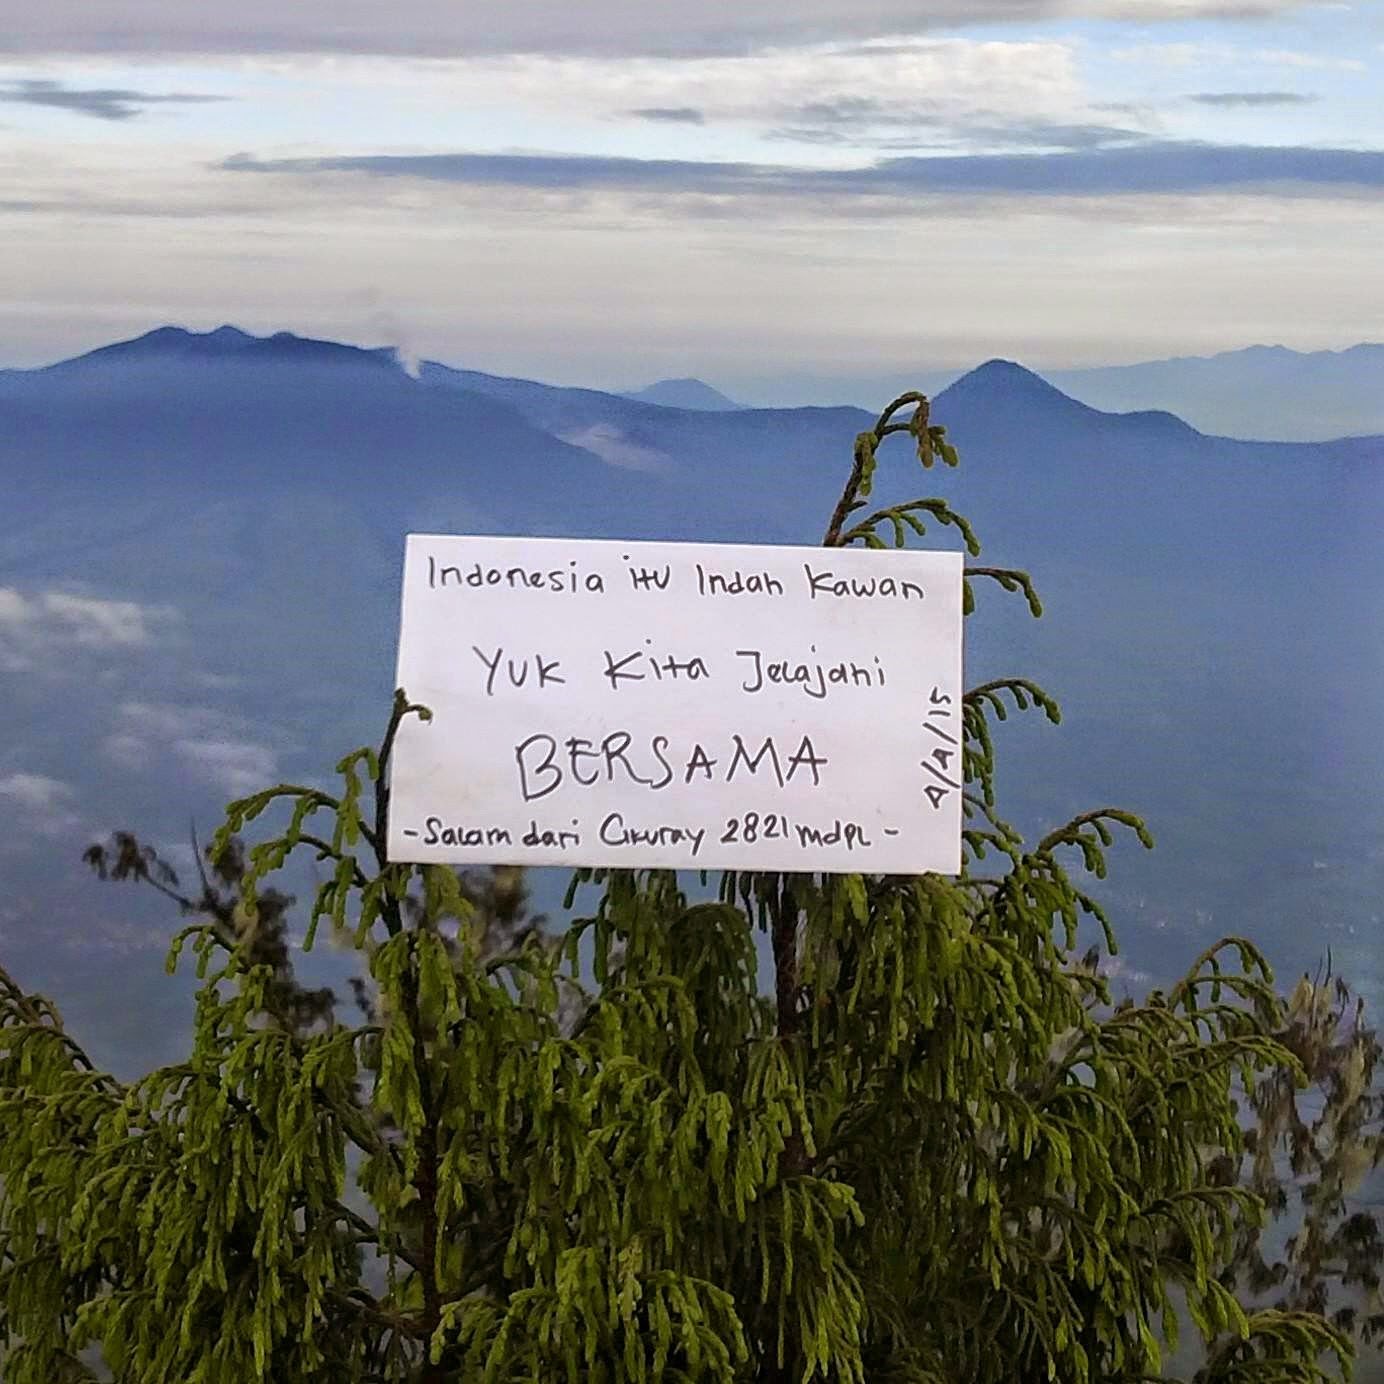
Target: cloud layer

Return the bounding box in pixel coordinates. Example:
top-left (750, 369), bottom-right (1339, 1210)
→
top-left (1189, 90), bottom-right (1318, 106)
top-left (0, 2), bottom-right (1376, 382)
top-left (226, 141), bottom-right (1384, 201)
top-left (0, 78), bottom-right (226, 121)
top-left (6, 0), bottom-right (1327, 58)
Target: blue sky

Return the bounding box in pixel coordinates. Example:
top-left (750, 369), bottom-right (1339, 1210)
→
top-left (1, 0), bottom-right (1381, 394)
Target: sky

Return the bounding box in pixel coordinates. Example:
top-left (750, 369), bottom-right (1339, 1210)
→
top-left (2, 0), bottom-right (1382, 396)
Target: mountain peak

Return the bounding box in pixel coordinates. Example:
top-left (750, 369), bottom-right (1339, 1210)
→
top-left (622, 378), bottom-right (742, 411)
top-left (959, 358), bottom-right (1059, 388)
top-left (74, 324), bottom-right (256, 362)
top-left (51, 324), bottom-right (395, 374)
top-left (131, 325), bottom-right (195, 347)
top-left (937, 358), bottom-right (1092, 414)
top-left (934, 357), bottom-right (1210, 443)
top-left (1234, 343), bottom-right (1295, 360)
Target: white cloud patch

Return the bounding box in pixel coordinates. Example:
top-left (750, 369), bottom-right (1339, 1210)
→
top-left (0, 771), bottom-right (74, 811)
top-left (173, 738), bottom-right (279, 795)
top-left (40, 592), bottom-right (156, 645)
top-left (0, 589), bottom-right (30, 626)
top-left (558, 423), bottom-right (673, 470)
top-left (105, 702), bottom-right (284, 796)
top-left (101, 733), bottom-right (150, 770)
top-left (0, 586), bottom-right (174, 671)
top-left (0, 772), bottom-right (82, 837)
top-left (426, 38), bottom-right (1093, 141)
top-left (110, 702), bottom-right (219, 742)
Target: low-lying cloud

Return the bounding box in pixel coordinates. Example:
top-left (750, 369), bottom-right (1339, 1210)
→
top-left (0, 78), bottom-right (227, 122)
top-left (224, 140), bottom-right (1384, 201)
top-left (1190, 90), bottom-right (1317, 106)
top-left (767, 109), bottom-right (1153, 151)
top-left (629, 106), bottom-right (706, 124)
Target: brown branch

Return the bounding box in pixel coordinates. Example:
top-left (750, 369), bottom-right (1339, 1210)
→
top-left (871, 391), bottom-right (928, 437)
top-left (374, 689), bottom-right (417, 871)
top-left (332, 1202), bottom-right (424, 1274)
top-left (822, 438), bottom-right (872, 549)
top-left (296, 835), bottom-right (372, 887)
top-left (397, 940), bottom-right (446, 1383)
top-left (822, 393), bottom-right (931, 547)
top-left (763, 875), bottom-right (809, 1384)
top-left (328, 1286), bottom-right (429, 1340)
top-left (770, 880), bottom-right (810, 1180)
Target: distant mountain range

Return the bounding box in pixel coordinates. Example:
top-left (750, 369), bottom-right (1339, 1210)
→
top-left (1050, 343), bottom-right (1384, 442)
top-left (1, 324), bottom-right (1381, 1075)
top-left (727, 342), bottom-right (1383, 442)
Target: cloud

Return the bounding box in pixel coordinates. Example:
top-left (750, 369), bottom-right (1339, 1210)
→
top-left (0, 772), bottom-right (81, 837)
top-left (0, 589), bottom-right (28, 626)
top-left (108, 703), bottom-right (221, 741)
top-left (0, 586), bottom-right (173, 671)
top-left (1190, 90), bottom-right (1318, 106)
top-left (1248, 46), bottom-right (1364, 71)
top-left (5, 0), bottom-right (1326, 60)
top-left (630, 106), bottom-right (706, 124)
top-left (105, 702), bottom-right (283, 796)
top-left (224, 140), bottom-right (1384, 201)
top-left (768, 126), bottom-right (855, 146)
top-left (759, 87), bottom-right (1158, 149)
top-left (172, 739), bottom-right (279, 795)
top-left (0, 772), bottom-right (75, 812)
top-left (368, 38), bottom-right (1091, 145)
top-left (937, 121), bottom-right (1149, 150)
top-left (0, 78), bottom-right (227, 122)
top-left (40, 592), bottom-right (159, 645)
top-left (768, 105), bottom-right (1153, 151)
top-left (556, 423), bottom-right (672, 470)
top-left (1113, 41), bottom-right (1365, 72)
top-left (222, 149), bottom-right (765, 194)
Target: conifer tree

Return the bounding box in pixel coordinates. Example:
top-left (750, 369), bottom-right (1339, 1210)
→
top-left (0, 393), bottom-right (1358, 1381)
top-left (82, 828), bottom-right (335, 1036)
top-left (1217, 967), bottom-right (1382, 1358)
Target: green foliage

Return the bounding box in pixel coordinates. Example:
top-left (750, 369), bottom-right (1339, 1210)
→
top-left (0, 395), bottom-right (1362, 1382)
top-left (83, 828), bottom-right (335, 1036)
top-left (1216, 967), bottom-right (1383, 1356)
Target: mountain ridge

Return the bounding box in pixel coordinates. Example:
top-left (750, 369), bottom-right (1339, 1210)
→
top-left (1050, 342), bottom-right (1384, 441)
top-left (1099, 341), bottom-right (1384, 367)
top-left (9, 323), bottom-right (1382, 444)
top-left (2, 320), bottom-right (1382, 1084)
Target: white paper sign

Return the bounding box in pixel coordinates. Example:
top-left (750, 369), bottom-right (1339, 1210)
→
top-left (388, 535), bottom-right (964, 874)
